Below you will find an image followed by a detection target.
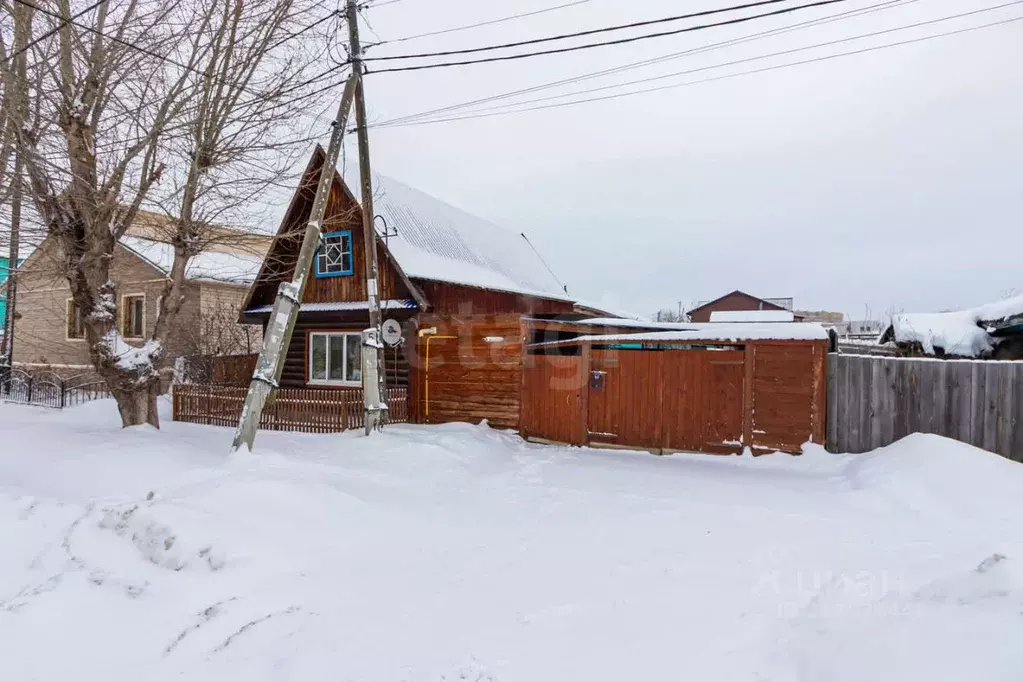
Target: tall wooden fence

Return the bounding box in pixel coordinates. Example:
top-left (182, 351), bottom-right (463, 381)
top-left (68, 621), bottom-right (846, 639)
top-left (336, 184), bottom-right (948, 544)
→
top-left (173, 384), bottom-right (409, 433)
top-left (827, 354), bottom-right (1023, 461)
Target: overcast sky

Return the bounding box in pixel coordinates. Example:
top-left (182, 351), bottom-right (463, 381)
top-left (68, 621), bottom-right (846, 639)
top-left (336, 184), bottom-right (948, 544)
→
top-left (293, 0), bottom-right (1022, 319)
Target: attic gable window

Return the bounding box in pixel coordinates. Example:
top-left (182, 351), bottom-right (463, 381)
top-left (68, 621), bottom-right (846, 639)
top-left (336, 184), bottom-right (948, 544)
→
top-left (315, 231), bottom-right (354, 278)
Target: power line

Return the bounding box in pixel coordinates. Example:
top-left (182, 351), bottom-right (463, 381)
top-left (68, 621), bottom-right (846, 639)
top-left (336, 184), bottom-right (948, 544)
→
top-left (9, 0), bottom-right (106, 60)
top-left (366, 0), bottom-right (853, 73)
top-left (373, 13), bottom-right (1023, 128)
top-left (12, 0), bottom-right (348, 110)
top-left (372, 0), bottom-right (592, 46)
top-left (374, 0), bottom-right (916, 127)
top-left (11, 0), bottom-right (210, 77)
top-left (411, 1), bottom-right (1023, 120)
top-left (268, 7), bottom-right (343, 51)
top-left (370, 0), bottom-right (796, 61)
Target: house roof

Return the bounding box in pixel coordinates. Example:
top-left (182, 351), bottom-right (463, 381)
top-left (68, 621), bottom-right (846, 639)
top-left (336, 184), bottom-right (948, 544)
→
top-left (687, 290), bottom-right (793, 315)
top-left (120, 236), bottom-right (263, 285)
top-left (342, 169), bottom-right (572, 302)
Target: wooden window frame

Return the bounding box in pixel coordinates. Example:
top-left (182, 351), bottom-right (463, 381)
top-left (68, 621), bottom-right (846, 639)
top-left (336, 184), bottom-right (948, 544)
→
top-left (121, 293), bottom-right (146, 340)
top-left (314, 230), bottom-right (354, 278)
top-left (65, 298), bottom-right (86, 341)
top-left (306, 330), bottom-right (362, 387)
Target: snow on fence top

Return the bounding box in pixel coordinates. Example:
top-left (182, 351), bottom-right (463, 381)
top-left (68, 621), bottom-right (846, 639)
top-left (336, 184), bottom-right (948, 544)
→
top-left (534, 322), bottom-right (829, 346)
top-left (345, 172), bottom-right (572, 302)
top-left (709, 310), bottom-right (795, 323)
top-left (891, 293), bottom-right (1023, 357)
top-left (121, 236), bottom-right (263, 285)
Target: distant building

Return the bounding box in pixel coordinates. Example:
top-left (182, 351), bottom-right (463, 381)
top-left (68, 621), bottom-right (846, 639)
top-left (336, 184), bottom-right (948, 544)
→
top-left (687, 290), bottom-right (805, 323)
top-left (11, 211), bottom-right (270, 373)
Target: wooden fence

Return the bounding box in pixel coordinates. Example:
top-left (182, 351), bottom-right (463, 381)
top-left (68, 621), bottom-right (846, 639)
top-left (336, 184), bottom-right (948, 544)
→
top-left (172, 384), bottom-right (409, 433)
top-left (827, 354), bottom-right (1023, 461)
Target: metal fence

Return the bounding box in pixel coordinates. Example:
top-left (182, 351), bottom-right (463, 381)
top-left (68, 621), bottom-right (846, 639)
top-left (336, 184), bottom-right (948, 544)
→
top-left (827, 353), bottom-right (1023, 461)
top-left (0, 368), bottom-right (111, 409)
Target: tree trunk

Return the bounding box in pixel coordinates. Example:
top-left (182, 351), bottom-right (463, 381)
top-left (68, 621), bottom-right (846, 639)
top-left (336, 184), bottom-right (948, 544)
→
top-left (110, 382), bottom-right (161, 428)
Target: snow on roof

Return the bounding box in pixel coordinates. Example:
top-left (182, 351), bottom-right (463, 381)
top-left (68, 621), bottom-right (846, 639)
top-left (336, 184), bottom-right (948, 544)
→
top-left (120, 236), bottom-right (263, 285)
top-left (244, 299), bottom-right (417, 314)
top-left (710, 310), bottom-right (795, 323)
top-left (534, 323), bottom-right (829, 346)
top-left (345, 172), bottom-right (571, 302)
top-left (891, 293), bottom-right (1023, 357)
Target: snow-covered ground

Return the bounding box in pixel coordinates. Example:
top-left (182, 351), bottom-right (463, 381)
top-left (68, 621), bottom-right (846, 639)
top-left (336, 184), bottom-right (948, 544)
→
top-left (2, 399), bottom-right (1022, 681)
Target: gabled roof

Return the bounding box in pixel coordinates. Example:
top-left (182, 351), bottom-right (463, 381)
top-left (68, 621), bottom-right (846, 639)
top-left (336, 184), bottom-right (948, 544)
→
top-left (120, 236), bottom-right (262, 285)
top-left (342, 168), bottom-right (571, 302)
top-left (687, 290), bottom-right (792, 315)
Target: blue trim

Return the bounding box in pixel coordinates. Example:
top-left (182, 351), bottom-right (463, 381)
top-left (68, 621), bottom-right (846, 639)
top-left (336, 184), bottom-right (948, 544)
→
top-left (314, 230), bottom-right (354, 278)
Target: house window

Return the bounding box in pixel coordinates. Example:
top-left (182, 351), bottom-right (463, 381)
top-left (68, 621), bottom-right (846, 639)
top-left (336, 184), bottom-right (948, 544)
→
top-left (122, 294), bottom-right (145, 339)
top-left (308, 332), bottom-right (362, 385)
top-left (315, 231), bottom-right (354, 278)
top-left (66, 299), bottom-right (86, 339)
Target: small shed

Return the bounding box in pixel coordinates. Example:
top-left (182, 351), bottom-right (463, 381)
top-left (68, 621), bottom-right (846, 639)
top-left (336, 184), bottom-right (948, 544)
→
top-left (520, 322), bottom-right (829, 455)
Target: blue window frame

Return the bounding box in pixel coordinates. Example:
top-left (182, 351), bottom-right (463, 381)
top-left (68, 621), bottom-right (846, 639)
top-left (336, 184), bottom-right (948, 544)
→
top-left (315, 230), bottom-right (354, 278)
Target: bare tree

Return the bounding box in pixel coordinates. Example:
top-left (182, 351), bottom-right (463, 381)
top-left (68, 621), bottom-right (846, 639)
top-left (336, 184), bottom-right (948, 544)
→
top-left (1, 0), bottom-right (336, 426)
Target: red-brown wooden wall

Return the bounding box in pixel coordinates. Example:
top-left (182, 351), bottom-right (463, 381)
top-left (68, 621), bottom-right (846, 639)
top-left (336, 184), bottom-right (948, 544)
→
top-left (521, 340), bottom-right (827, 455)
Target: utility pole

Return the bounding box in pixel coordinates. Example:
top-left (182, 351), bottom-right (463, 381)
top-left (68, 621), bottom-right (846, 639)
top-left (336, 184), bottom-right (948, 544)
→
top-left (346, 0), bottom-right (387, 435)
top-left (231, 74), bottom-right (358, 452)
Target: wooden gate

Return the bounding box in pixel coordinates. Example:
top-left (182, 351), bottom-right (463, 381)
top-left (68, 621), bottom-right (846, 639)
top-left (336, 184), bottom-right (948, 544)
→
top-left (586, 349), bottom-right (745, 454)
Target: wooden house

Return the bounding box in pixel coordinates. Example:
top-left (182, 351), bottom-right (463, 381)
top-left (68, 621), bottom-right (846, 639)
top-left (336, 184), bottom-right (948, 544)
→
top-left (239, 148), bottom-right (585, 428)
top-left (687, 290), bottom-right (805, 323)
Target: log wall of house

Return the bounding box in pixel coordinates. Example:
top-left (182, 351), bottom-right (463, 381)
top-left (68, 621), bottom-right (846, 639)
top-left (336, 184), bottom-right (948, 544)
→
top-left (416, 281), bottom-right (574, 317)
top-left (410, 314), bottom-right (526, 429)
top-left (278, 311), bottom-right (417, 390)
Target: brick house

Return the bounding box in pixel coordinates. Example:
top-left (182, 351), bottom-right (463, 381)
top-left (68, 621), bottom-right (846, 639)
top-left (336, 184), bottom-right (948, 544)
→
top-left (11, 211), bottom-right (270, 375)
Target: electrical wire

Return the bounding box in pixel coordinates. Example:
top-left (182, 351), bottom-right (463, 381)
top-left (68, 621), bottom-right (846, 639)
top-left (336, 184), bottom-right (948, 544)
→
top-left (371, 0), bottom-right (592, 46)
top-left (373, 14), bottom-right (1023, 128)
top-left (369, 0), bottom-right (797, 60)
top-left (374, 0), bottom-right (916, 128)
top-left (8, 0), bottom-right (106, 60)
top-left (366, 0), bottom-right (853, 73)
top-left (409, 0), bottom-right (1023, 120)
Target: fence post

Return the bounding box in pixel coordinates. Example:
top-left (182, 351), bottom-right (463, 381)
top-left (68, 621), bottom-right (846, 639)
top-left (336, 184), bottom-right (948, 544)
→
top-left (26, 374), bottom-right (33, 404)
top-left (60, 378), bottom-right (66, 409)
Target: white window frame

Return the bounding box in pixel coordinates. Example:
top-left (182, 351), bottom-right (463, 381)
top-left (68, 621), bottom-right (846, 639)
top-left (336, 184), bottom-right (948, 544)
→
top-left (307, 331), bottom-right (362, 386)
top-left (121, 293), bottom-right (146, 339)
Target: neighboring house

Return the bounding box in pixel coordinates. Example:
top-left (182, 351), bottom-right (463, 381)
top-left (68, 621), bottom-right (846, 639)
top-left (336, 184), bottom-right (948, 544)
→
top-left (687, 290), bottom-right (805, 323)
top-left (12, 211), bottom-right (270, 373)
top-left (240, 148), bottom-right (593, 428)
top-left (879, 293), bottom-right (1023, 359)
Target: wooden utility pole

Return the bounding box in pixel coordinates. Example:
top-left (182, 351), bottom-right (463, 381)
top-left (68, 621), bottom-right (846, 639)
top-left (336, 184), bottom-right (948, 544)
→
top-left (231, 75), bottom-right (358, 452)
top-left (346, 0), bottom-right (387, 434)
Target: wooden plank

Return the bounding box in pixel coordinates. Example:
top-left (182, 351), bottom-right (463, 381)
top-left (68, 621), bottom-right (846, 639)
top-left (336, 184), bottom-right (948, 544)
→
top-left (826, 353), bottom-right (839, 451)
top-left (1012, 363), bottom-right (1023, 462)
top-left (983, 362), bottom-right (1001, 454)
top-left (970, 362), bottom-right (986, 450)
top-left (748, 347), bottom-right (757, 453)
